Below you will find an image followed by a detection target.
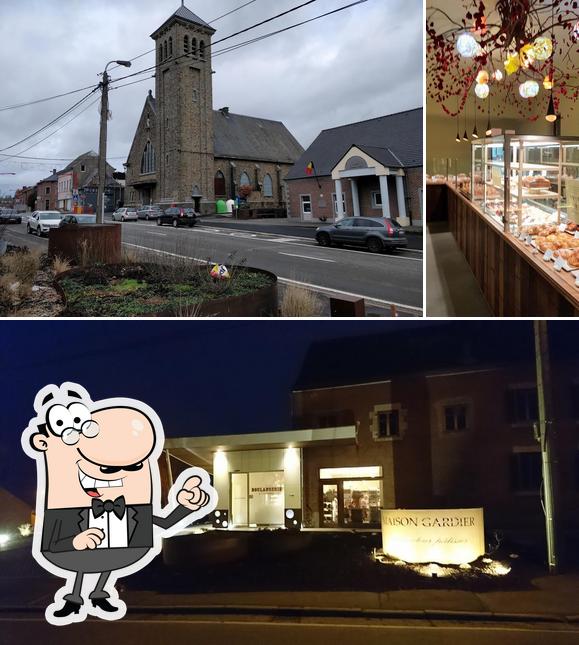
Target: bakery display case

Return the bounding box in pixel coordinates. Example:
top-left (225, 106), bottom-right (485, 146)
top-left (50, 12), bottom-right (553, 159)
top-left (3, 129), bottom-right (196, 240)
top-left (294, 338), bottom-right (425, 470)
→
top-left (472, 135), bottom-right (579, 232)
top-left (426, 157), bottom-right (460, 186)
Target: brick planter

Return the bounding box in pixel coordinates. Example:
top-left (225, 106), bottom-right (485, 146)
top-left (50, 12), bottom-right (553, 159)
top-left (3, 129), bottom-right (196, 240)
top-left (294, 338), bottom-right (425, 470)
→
top-left (48, 224), bottom-right (122, 265)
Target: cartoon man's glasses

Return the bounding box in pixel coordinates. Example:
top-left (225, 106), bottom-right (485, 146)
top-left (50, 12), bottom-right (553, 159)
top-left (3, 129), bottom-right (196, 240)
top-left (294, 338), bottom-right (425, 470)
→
top-left (46, 403), bottom-right (100, 445)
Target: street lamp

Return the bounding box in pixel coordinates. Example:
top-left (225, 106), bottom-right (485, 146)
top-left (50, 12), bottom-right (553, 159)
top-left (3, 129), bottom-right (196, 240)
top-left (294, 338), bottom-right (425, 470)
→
top-left (97, 60), bottom-right (131, 224)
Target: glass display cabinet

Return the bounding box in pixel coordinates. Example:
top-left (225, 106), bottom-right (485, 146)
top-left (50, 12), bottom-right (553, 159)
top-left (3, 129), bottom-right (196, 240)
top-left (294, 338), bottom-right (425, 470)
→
top-left (471, 135), bottom-right (579, 233)
top-left (427, 158), bottom-right (460, 187)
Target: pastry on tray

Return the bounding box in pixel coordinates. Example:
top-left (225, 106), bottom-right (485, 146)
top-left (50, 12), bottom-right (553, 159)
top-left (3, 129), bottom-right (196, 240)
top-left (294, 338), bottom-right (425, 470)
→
top-left (554, 249), bottom-right (579, 267)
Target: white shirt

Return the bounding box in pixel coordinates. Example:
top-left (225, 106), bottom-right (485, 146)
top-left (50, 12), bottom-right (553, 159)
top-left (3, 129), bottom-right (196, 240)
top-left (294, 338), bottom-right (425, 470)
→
top-left (89, 506), bottom-right (129, 549)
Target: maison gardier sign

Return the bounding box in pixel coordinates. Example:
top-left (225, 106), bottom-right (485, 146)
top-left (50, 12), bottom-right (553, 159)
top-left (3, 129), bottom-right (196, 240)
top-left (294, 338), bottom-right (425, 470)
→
top-left (381, 508), bottom-right (485, 565)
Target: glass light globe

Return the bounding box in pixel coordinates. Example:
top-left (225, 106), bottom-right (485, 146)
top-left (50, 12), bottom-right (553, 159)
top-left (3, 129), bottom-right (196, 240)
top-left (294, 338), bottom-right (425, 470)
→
top-left (519, 43), bottom-right (536, 68)
top-left (519, 80), bottom-right (540, 99)
top-left (457, 33), bottom-right (480, 58)
top-left (574, 20), bottom-right (579, 41)
top-left (492, 70), bottom-right (503, 82)
top-left (504, 53), bottom-right (520, 75)
top-left (476, 70), bottom-right (490, 85)
top-left (533, 37), bottom-right (553, 61)
top-left (475, 83), bottom-right (490, 99)
top-left (543, 74), bottom-right (554, 90)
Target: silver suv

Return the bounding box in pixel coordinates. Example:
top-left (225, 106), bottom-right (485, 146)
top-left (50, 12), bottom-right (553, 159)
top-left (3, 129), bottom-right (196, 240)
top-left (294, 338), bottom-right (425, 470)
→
top-left (27, 211), bottom-right (64, 236)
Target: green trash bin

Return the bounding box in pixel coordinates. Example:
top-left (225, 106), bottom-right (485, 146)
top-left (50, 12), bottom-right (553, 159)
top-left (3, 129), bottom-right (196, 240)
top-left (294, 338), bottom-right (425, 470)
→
top-left (216, 200), bottom-right (228, 214)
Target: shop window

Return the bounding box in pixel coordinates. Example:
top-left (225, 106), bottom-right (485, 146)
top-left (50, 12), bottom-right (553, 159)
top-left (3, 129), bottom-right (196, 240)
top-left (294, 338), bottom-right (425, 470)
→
top-left (263, 174), bottom-right (273, 198)
top-left (444, 404), bottom-right (468, 432)
top-left (214, 171), bottom-right (226, 197)
top-left (320, 466), bottom-right (382, 480)
top-left (371, 403), bottom-right (406, 441)
top-left (506, 386), bottom-right (538, 424)
top-left (510, 451), bottom-right (541, 493)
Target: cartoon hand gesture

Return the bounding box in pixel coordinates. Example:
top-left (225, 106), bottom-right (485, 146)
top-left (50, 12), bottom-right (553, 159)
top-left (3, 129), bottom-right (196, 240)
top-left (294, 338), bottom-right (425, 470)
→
top-left (176, 475), bottom-right (211, 511)
top-left (72, 528), bottom-right (105, 550)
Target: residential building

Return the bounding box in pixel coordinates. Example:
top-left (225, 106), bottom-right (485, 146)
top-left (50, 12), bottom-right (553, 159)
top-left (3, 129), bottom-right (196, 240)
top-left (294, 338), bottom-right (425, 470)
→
top-left (35, 169), bottom-right (58, 211)
top-left (125, 4), bottom-right (303, 212)
top-left (285, 108), bottom-right (423, 226)
top-left (14, 186), bottom-right (36, 212)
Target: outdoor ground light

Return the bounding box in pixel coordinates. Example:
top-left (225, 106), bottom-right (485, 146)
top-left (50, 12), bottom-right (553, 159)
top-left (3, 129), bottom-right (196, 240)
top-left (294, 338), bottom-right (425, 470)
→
top-left (0, 534), bottom-right (10, 548)
top-left (546, 93), bottom-right (557, 122)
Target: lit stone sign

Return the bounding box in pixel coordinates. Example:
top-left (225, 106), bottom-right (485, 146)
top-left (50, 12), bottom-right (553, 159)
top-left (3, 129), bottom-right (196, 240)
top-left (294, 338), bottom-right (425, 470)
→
top-left (381, 508), bottom-right (485, 564)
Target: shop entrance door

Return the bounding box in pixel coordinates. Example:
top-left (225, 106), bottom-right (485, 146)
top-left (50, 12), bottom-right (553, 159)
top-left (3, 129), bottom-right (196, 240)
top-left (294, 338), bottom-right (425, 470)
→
top-left (321, 483), bottom-right (340, 527)
top-left (231, 473), bottom-right (248, 527)
top-left (320, 478), bottom-right (382, 528)
top-left (248, 471), bottom-right (284, 526)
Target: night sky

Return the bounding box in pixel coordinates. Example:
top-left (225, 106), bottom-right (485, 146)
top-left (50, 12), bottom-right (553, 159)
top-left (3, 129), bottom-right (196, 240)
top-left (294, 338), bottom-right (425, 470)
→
top-left (1, 320), bottom-right (428, 504)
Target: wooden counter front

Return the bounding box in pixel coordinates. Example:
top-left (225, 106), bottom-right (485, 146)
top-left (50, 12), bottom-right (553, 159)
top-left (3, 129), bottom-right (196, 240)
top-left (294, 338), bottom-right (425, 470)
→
top-left (430, 183), bottom-right (579, 316)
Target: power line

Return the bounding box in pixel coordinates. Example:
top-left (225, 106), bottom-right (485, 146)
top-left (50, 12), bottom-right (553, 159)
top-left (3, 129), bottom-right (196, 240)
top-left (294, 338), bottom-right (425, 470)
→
top-left (0, 87), bottom-right (100, 153)
top-left (0, 83), bottom-right (102, 113)
top-left (108, 0), bottom-right (261, 73)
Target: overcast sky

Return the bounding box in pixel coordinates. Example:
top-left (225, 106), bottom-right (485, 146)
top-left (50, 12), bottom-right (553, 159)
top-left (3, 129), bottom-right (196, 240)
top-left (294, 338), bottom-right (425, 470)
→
top-left (0, 0), bottom-right (423, 196)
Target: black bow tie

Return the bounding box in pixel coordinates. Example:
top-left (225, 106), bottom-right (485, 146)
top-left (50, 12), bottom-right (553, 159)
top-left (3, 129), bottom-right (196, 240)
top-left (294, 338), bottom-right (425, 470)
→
top-left (91, 496), bottom-right (126, 520)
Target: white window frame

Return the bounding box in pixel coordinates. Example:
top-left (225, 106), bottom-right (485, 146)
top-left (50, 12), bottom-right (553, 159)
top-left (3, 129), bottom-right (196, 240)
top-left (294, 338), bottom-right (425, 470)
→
top-left (372, 191), bottom-right (383, 209)
top-left (370, 403), bottom-right (407, 442)
top-left (332, 192), bottom-right (346, 216)
top-left (300, 194), bottom-right (312, 216)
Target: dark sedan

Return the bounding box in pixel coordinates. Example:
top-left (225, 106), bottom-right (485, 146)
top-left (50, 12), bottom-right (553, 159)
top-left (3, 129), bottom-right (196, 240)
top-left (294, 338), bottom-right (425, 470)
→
top-left (0, 210), bottom-right (22, 224)
top-left (315, 217), bottom-right (407, 253)
top-left (157, 207), bottom-right (198, 228)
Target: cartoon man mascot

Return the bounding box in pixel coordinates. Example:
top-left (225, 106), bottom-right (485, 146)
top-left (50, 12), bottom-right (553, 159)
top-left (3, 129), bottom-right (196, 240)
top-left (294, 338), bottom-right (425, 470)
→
top-left (21, 383), bottom-right (217, 626)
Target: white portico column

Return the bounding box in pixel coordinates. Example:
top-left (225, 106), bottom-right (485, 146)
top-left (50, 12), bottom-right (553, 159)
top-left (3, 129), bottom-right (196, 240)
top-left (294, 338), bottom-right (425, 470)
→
top-left (334, 178), bottom-right (345, 220)
top-left (379, 175), bottom-right (391, 219)
top-left (350, 179), bottom-right (361, 217)
top-left (395, 175), bottom-right (410, 227)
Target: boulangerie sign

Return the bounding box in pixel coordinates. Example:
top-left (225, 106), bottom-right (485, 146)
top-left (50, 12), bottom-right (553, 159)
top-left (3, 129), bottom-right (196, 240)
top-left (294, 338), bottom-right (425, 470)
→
top-left (381, 508), bottom-right (485, 564)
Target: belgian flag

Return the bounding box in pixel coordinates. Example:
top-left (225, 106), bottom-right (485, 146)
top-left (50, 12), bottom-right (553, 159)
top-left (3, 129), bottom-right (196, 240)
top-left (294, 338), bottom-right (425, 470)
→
top-left (306, 161), bottom-right (315, 176)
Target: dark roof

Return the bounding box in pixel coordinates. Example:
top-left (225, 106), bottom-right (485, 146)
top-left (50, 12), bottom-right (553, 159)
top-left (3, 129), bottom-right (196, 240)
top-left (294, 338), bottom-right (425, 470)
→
top-left (39, 171), bottom-right (58, 183)
top-left (286, 108), bottom-right (423, 180)
top-left (151, 4), bottom-right (215, 38)
top-left (292, 322), bottom-right (579, 392)
top-left (213, 110), bottom-right (304, 164)
top-left (62, 151), bottom-right (98, 172)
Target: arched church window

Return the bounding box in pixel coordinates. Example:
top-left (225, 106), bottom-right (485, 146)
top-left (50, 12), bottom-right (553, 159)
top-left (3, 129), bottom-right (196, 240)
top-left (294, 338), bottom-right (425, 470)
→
top-left (163, 40), bottom-right (167, 60)
top-left (169, 37), bottom-right (173, 57)
top-left (159, 44), bottom-right (163, 62)
top-left (200, 41), bottom-right (205, 59)
top-left (141, 141), bottom-right (156, 175)
top-left (214, 171), bottom-right (226, 197)
top-left (239, 171), bottom-right (251, 188)
top-left (263, 174), bottom-right (273, 198)
top-left (184, 35), bottom-right (189, 54)
top-left (192, 38), bottom-right (197, 56)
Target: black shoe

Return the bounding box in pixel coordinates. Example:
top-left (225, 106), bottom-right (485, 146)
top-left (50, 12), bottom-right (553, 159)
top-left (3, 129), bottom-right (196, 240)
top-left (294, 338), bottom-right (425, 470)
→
top-left (53, 600), bottom-right (82, 618)
top-left (91, 598), bottom-right (118, 612)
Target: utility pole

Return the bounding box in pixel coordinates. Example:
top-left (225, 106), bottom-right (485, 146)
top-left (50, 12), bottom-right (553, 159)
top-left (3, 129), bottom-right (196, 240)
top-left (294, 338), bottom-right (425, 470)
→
top-left (97, 60), bottom-right (131, 224)
top-left (533, 320), bottom-right (559, 573)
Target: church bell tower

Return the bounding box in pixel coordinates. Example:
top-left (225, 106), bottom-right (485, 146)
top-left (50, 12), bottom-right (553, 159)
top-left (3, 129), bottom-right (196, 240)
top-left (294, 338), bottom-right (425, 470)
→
top-left (150, 3), bottom-right (216, 208)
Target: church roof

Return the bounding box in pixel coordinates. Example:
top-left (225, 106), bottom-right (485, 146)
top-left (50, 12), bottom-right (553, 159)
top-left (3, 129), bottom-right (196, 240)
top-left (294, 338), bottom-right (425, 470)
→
top-left (286, 108), bottom-right (423, 180)
top-left (151, 4), bottom-right (216, 38)
top-left (213, 110), bottom-right (304, 165)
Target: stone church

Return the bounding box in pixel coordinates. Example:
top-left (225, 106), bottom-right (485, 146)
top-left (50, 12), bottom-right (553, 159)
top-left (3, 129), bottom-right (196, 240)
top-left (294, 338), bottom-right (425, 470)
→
top-left (125, 3), bottom-right (304, 213)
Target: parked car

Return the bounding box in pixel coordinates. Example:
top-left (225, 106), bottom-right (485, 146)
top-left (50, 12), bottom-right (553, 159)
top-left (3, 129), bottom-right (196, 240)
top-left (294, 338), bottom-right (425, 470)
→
top-left (59, 214), bottom-right (97, 227)
top-left (0, 209), bottom-right (21, 224)
top-left (157, 207), bottom-right (198, 228)
top-left (315, 217), bottom-right (408, 253)
top-left (27, 211), bottom-right (64, 236)
top-left (112, 208), bottom-right (138, 222)
top-left (137, 205), bottom-right (162, 220)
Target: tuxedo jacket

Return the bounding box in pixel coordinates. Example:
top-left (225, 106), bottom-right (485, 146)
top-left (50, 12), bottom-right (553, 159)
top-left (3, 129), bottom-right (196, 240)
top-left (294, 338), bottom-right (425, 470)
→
top-left (41, 504), bottom-right (190, 553)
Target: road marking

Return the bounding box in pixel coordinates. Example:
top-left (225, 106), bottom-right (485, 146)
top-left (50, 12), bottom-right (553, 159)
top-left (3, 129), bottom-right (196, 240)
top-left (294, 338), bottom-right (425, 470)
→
top-left (122, 243), bottom-right (421, 313)
top-left (278, 277), bottom-right (422, 314)
top-left (145, 232), bottom-right (168, 237)
top-left (279, 252), bottom-right (336, 263)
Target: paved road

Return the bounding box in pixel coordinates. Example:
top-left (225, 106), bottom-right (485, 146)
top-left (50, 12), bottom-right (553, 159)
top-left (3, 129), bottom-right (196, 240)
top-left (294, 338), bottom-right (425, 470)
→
top-left (1, 612), bottom-right (578, 645)
top-left (3, 218), bottom-right (423, 313)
